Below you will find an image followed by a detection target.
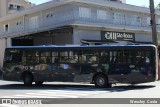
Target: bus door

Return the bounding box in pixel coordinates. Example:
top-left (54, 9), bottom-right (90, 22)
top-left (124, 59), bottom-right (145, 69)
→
top-left (108, 50), bottom-right (129, 75)
top-left (3, 49), bottom-right (23, 80)
top-left (51, 51), bottom-right (80, 82)
top-left (77, 50), bottom-right (99, 82)
top-left (134, 51), bottom-right (151, 76)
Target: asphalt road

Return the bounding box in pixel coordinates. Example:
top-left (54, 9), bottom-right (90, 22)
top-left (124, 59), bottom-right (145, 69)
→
top-left (0, 80), bottom-right (159, 107)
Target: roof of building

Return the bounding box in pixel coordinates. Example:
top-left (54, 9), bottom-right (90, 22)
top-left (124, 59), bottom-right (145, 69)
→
top-left (0, 0), bottom-right (159, 23)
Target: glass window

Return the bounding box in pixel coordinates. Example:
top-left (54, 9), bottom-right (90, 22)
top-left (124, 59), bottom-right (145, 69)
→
top-left (40, 51), bottom-right (51, 64)
top-left (113, 12), bottom-right (125, 25)
top-left (79, 7), bottom-right (91, 18)
top-left (79, 50), bottom-right (99, 64)
top-left (4, 24), bottom-right (9, 32)
top-left (97, 10), bottom-right (107, 20)
top-left (135, 51), bottom-right (150, 64)
top-left (100, 51), bottom-right (109, 63)
top-left (52, 52), bottom-right (59, 63)
top-left (29, 16), bottom-right (39, 29)
top-left (4, 50), bottom-right (22, 63)
top-left (9, 4), bottom-right (13, 10)
top-left (24, 51), bottom-right (40, 64)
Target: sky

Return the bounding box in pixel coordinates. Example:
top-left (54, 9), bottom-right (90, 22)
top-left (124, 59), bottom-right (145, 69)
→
top-left (29, 0), bottom-right (159, 7)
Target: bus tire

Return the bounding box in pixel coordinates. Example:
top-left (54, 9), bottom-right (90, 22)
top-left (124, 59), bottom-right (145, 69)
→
top-left (23, 74), bottom-right (33, 86)
top-left (35, 81), bottom-right (43, 86)
top-left (94, 74), bottom-right (108, 88)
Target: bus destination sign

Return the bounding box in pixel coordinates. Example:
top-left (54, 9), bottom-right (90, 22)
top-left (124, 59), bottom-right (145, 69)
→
top-left (101, 31), bottom-right (135, 41)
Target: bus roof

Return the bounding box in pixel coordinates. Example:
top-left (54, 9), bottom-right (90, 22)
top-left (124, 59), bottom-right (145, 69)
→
top-left (6, 44), bottom-right (156, 49)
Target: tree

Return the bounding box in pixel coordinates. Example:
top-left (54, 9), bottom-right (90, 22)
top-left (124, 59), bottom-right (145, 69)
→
top-left (157, 3), bottom-right (160, 10)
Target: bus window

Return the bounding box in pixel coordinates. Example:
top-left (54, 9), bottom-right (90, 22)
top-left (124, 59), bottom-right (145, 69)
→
top-left (135, 51), bottom-right (145, 64)
top-left (123, 50), bottom-right (134, 64)
top-left (25, 51), bottom-right (40, 64)
top-left (4, 50), bottom-right (22, 63)
top-left (60, 51), bottom-right (69, 63)
top-left (52, 52), bottom-right (59, 63)
top-left (145, 51), bottom-right (150, 64)
top-left (110, 51), bottom-right (116, 64)
top-left (100, 51), bottom-right (109, 63)
top-left (79, 50), bottom-right (99, 64)
top-left (59, 51), bottom-right (79, 63)
top-left (68, 51), bottom-right (78, 63)
top-left (40, 51), bottom-right (51, 64)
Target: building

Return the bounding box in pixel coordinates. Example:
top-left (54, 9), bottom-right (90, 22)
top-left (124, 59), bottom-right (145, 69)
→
top-left (0, 0), bottom-right (33, 17)
top-left (110, 0), bottom-right (126, 3)
top-left (0, 0), bottom-right (160, 69)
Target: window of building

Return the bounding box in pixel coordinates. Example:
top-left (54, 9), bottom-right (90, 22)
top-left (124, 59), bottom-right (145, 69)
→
top-left (97, 10), bottom-right (107, 20)
top-left (9, 4), bottom-right (14, 10)
top-left (17, 6), bottom-right (21, 10)
top-left (29, 16), bottom-right (39, 29)
top-left (147, 17), bottom-right (151, 25)
top-left (132, 15), bottom-right (142, 26)
top-left (46, 12), bottom-right (53, 18)
top-left (9, 4), bottom-right (22, 11)
top-left (16, 21), bottom-right (22, 25)
top-left (113, 12), bottom-right (125, 25)
top-left (79, 7), bottom-right (91, 18)
top-left (4, 24), bottom-right (9, 32)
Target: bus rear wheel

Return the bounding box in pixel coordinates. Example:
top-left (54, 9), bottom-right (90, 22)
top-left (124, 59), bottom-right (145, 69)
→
top-left (94, 74), bottom-right (108, 88)
top-left (23, 74), bottom-right (33, 86)
top-left (35, 81), bottom-right (43, 86)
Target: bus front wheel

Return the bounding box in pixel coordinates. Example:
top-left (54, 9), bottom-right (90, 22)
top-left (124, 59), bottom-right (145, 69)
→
top-left (94, 74), bottom-right (108, 88)
top-left (23, 74), bottom-right (33, 86)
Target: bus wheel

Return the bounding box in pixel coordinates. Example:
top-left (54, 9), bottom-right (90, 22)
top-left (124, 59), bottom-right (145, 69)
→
top-left (94, 74), bottom-right (108, 88)
top-left (35, 81), bottom-right (43, 86)
top-left (23, 74), bottom-right (33, 86)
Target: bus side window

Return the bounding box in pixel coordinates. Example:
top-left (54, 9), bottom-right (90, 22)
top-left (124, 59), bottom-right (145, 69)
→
top-left (52, 52), bottom-right (59, 63)
top-left (5, 50), bottom-right (22, 63)
top-left (101, 52), bottom-right (108, 63)
top-left (40, 51), bottom-right (51, 64)
top-left (25, 51), bottom-right (40, 64)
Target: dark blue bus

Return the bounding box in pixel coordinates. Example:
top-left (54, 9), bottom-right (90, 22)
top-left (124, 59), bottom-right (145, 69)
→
top-left (2, 45), bottom-right (158, 88)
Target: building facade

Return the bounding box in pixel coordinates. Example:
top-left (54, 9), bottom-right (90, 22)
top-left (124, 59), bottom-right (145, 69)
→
top-left (0, 0), bottom-right (160, 69)
top-left (0, 0), bottom-right (33, 17)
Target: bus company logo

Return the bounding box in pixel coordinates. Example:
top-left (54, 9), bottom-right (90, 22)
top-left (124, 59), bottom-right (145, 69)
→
top-left (104, 31), bottom-right (135, 41)
top-left (2, 99), bottom-right (11, 104)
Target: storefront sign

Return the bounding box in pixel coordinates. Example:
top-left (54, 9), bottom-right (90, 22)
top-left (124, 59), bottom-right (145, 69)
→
top-left (101, 31), bottom-right (135, 41)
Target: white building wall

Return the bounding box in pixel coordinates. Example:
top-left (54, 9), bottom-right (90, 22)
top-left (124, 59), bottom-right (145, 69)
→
top-left (0, 0), bottom-right (160, 39)
top-left (0, 39), bottom-right (6, 70)
top-left (73, 29), bottom-right (101, 44)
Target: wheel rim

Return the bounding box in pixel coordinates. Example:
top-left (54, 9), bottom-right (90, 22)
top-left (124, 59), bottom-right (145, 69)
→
top-left (96, 77), bottom-right (105, 86)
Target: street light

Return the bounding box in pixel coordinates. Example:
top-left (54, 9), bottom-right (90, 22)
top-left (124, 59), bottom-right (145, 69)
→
top-left (149, 0), bottom-right (158, 46)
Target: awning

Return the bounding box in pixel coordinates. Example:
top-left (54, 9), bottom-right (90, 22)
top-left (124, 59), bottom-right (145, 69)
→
top-left (81, 39), bottom-right (118, 44)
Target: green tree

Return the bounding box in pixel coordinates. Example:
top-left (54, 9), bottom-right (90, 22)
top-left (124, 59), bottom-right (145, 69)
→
top-left (157, 3), bottom-right (160, 10)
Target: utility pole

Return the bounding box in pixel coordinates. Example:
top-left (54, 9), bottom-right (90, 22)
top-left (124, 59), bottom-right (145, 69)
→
top-left (149, 0), bottom-right (158, 46)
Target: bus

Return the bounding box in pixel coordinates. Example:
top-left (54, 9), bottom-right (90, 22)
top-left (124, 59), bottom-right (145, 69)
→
top-left (2, 45), bottom-right (158, 88)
